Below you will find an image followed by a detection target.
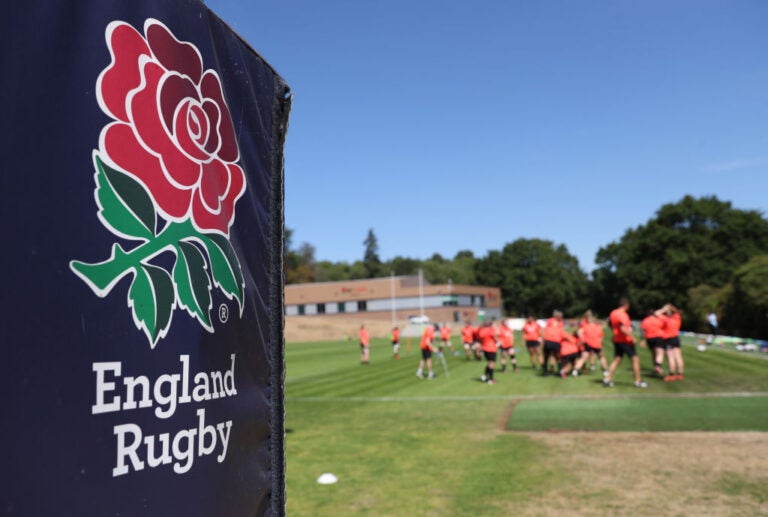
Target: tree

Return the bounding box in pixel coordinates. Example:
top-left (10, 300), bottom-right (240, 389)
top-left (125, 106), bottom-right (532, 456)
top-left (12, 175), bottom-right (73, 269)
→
top-left (363, 228), bottom-right (382, 278)
top-left (591, 196), bottom-right (768, 317)
top-left (475, 238), bottom-right (588, 316)
top-left (721, 255), bottom-right (768, 339)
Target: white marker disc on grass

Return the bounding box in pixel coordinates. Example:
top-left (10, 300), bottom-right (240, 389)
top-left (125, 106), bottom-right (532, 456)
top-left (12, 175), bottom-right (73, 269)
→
top-left (317, 473), bottom-right (338, 484)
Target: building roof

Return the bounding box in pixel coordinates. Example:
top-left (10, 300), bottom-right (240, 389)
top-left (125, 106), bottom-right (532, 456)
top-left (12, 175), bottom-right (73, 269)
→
top-left (285, 275), bottom-right (501, 307)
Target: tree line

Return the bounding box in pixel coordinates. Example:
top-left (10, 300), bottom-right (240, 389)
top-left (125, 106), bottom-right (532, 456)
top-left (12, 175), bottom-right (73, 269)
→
top-left (285, 196), bottom-right (768, 339)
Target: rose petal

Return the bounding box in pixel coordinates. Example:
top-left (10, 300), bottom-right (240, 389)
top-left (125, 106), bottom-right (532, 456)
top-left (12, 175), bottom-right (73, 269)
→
top-left (199, 160), bottom-right (230, 212)
top-left (174, 101), bottom-right (210, 161)
top-left (200, 71), bottom-right (239, 162)
top-left (130, 61), bottom-right (201, 187)
top-left (98, 22), bottom-right (150, 122)
top-left (191, 163), bottom-right (245, 235)
top-left (201, 99), bottom-right (221, 156)
top-left (159, 73), bottom-right (198, 135)
top-left (103, 122), bottom-right (192, 220)
top-left (146, 20), bottom-right (202, 84)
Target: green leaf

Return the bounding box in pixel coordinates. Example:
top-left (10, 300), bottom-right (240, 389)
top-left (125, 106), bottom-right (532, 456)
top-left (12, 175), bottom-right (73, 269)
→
top-left (200, 233), bottom-right (244, 312)
top-left (129, 263), bottom-right (175, 348)
top-left (173, 241), bottom-right (212, 329)
top-left (94, 153), bottom-right (156, 240)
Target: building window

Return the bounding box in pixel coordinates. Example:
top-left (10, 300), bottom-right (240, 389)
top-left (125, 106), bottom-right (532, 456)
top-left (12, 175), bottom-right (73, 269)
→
top-left (317, 303), bottom-right (325, 314)
top-left (357, 300), bottom-right (367, 312)
top-left (479, 296), bottom-right (485, 307)
top-left (338, 302), bottom-right (346, 313)
top-left (298, 304), bottom-right (305, 315)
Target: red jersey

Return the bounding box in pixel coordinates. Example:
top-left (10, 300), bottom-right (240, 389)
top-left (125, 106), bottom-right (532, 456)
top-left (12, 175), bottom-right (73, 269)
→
top-left (392, 328), bottom-right (400, 342)
top-left (581, 322), bottom-right (604, 349)
top-left (661, 313), bottom-right (681, 339)
top-left (522, 321), bottom-right (541, 341)
top-left (499, 325), bottom-right (514, 349)
top-left (560, 334), bottom-right (580, 356)
top-left (461, 325), bottom-right (475, 343)
top-left (640, 315), bottom-right (664, 339)
top-left (420, 326), bottom-right (435, 350)
top-left (359, 328), bottom-right (369, 346)
top-left (609, 308), bottom-right (633, 344)
top-left (440, 326), bottom-right (451, 340)
top-left (543, 318), bottom-right (565, 343)
top-left (478, 325), bottom-right (497, 353)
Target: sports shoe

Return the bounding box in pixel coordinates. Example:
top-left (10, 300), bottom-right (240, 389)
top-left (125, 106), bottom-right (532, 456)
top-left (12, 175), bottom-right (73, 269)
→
top-left (653, 365), bottom-right (664, 376)
top-left (480, 374), bottom-right (487, 382)
top-left (603, 379), bottom-right (614, 387)
top-left (428, 372), bottom-right (435, 380)
top-left (663, 374), bottom-right (676, 382)
top-left (634, 381), bottom-right (648, 388)
top-left (571, 369), bottom-right (579, 377)
top-left (603, 370), bottom-right (610, 377)
top-left (487, 379), bottom-right (496, 385)
top-left (416, 371), bottom-right (424, 379)
top-left (675, 374), bottom-right (684, 381)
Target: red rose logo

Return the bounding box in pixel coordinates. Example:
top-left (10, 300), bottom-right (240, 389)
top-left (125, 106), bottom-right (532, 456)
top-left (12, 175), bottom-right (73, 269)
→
top-left (97, 19), bottom-right (244, 236)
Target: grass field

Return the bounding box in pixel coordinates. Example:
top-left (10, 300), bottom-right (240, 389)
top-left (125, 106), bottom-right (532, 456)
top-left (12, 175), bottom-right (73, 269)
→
top-left (285, 334), bottom-right (768, 515)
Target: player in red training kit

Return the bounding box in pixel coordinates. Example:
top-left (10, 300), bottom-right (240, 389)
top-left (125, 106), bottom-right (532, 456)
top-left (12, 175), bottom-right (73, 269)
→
top-left (660, 303), bottom-right (684, 381)
top-left (439, 323), bottom-right (455, 356)
top-left (416, 324), bottom-right (438, 379)
top-left (478, 320), bottom-right (498, 384)
top-left (542, 310), bottom-right (566, 376)
top-left (641, 309), bottom-right (666, 376)
top-left (604, 298), bottom-right (647, 388)
top-left (391, 326), bottom-right (401, 359)
top-left (498, 321), bottom-right (518, 373)
top-left (359, 324), bottom-right (370, 365)
top-left (522, 315), bottom-right (543, 370)
top-left (461, 321), bottom-right (476, 361)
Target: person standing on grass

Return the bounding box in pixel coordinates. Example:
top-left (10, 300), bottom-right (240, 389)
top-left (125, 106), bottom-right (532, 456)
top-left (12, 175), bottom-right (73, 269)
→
top-left (478, 320), bottom-right (498, 384)
top-left (707, 311), bottom-right (718, 338)
top-left (542, 310), bottom-right (566, 376)
top-left (641, 308), bottom-right (666, 376)
top-left (417, 324), bottom-right (438, 379)
top-left (391, 326), bottom-right (401, 359)
top-left (523, 315), bottom-right (543, 370)
top-left (359, 324), bottom-right (370, 364)
top-left (439, 323), bottom-right (454, 356)
top-left (499, 320), bottom-right (518, 373)
top-left (575, 312), bottom-right (608, 375)
top-left (661, 303), bottom-right (684, 381)
top-left (461, 321), bottom-right (476, 361)
top-left (604, 298), bottom-right (648, 388)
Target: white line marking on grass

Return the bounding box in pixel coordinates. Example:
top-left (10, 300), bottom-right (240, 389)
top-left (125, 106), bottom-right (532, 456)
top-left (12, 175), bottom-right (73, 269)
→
top-left (287, 391), bottom-right (768, 403)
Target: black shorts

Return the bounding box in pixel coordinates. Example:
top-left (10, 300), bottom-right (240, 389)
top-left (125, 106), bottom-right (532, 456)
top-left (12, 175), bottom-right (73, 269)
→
top-left (421, 348), bottom-right (432, 359)
top-left (526, 340), bottom-right (540, 349)
top-left (544, 341), bottom-right (561, 353)
top-left (665, 337), bottom-right (681, 349)
top-left (613, 342), bottom-right (637, 358)
top-left (501, 347), bottom-right (515, 355)
top-left (392, 340), bottom-right (399, 346)
top-left (584, 344), bottom-right (601, 354)
top-left (484, 351), bottom-right (497, 362)
top-left (646, 337), bottom-right (663, 350)
top-left (360, 343), bottom-right (369, 349)
top-left (559, 353), bottom-right (579, 367)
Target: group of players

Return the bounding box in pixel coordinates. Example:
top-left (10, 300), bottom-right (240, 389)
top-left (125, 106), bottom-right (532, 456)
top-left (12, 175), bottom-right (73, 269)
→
top-left (410, 297), bottom-right (685, 387)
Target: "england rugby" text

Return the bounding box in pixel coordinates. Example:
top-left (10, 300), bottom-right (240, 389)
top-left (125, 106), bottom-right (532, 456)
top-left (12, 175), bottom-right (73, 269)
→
top-left (92, 354), bottom-right (236, 476)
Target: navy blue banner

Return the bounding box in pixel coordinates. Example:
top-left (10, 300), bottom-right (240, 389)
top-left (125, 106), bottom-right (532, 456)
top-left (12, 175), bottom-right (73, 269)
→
top-left (1, 1), bottom-right (289, 515)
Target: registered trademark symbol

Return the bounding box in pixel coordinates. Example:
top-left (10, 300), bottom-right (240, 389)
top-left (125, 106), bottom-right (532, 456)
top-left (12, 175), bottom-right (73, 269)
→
top-left (218, 304), bottom-right (229, 323)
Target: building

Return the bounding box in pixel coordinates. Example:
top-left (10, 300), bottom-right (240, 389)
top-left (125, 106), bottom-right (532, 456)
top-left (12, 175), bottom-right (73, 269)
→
top-left (285, 275), bottom-right (503, 325)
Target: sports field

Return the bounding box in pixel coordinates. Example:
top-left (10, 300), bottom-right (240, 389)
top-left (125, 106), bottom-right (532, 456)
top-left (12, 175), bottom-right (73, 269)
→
top-left (285, 335), bottom-right (768, 515)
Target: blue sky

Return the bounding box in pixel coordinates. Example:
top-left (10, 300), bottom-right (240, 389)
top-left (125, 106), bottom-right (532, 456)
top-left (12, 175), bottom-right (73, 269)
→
top-left (206, 0), bottom-right (768, 272)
